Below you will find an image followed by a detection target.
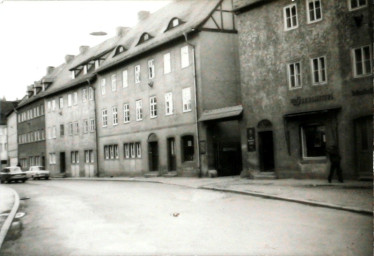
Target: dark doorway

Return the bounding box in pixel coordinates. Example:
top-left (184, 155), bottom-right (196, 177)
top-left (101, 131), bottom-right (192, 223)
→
top-left (258, 131), bottom-right (275, 171)
top-left (354, 116), bottom-right (373, 176)
top-left (42, 156), bottom-right (45, 167)
top-left (60, 152), bottom-right (66, 173)
top-left (215, 142), bottom-right (242, 176)
top-left (148, 142), bottom-right (158, 172)
top-left (167, 138), bottom-right (176, 172)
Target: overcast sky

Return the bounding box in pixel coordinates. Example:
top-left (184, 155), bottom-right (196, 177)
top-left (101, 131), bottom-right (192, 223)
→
top-left (0, 0), bottom-right (170, 101)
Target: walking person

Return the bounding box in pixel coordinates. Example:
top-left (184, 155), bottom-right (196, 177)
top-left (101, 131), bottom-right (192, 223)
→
top-left (327, 145), bottom-right (343, 183)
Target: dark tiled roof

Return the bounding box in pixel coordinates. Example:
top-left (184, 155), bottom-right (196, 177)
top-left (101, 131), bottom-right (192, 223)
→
top-left (97, 0), bottom-right (221, 72)
top-left (233, 0), bottom-right (267, 12)
top-left (0, 100), bottom-right (19, 125)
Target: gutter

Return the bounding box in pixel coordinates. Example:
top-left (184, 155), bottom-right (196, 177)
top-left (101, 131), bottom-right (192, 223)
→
top-left (183, 31), bottom-right (202, 177)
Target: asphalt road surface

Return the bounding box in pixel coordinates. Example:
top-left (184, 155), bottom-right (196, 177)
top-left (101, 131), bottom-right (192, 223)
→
top-left (0, 180), bottom-right (371, 256)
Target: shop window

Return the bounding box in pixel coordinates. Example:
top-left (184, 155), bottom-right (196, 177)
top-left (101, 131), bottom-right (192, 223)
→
top-left (301, 124), bottom-right (326, 159)
top-left (182, 135), bottom-right (194, 161)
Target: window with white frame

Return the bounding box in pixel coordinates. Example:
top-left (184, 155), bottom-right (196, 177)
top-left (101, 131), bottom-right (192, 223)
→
top-left (69, 123), bottom-right (73, 135)
top-left (148, 59), bottom-right (155, 79)
top-left (130, 143), bottom-right (135, 158)
top-left (114, 145), bottom-right (119, 159)
top-left (105, 145), bottom-right (118, 160)
top-left (150, 96), bottom-right (157, 118)
top-left (135, 65), bottom-right (141, 83)
top-left (307, 0), bottom-right (322, 23)
top-left (124, 143), bottom-right (130, 158)
top-left (74, 121), bottom-right (79, 134)
top-left (52, 126), bottom-right (56, 139)
top-left (123, 103), bottom-right (130, 123)
top-left (68, 94), bottom-right (72, 107)
top-left (353, 45), bottom-right (372, 77)
top-left (311, 56), bottom-right (327, 85)
top-left (71, 151), bottom-right (79, 164)
top-left (85, 150), bottom-right (94, 163)
top-left (102, 109), bottom-right (108, 127)
top-left (83, 120), bottom-right (89, 133)
top-left (88, 87), bottom-right (94, 100)
top-left (301, 124), bottom-right (326, 159)
top-left (165, 92), bottom-right (173, 115)
top-left (82, 88), bottom-right (87, 102)
top-left (109, 145), bottom-right (114, 159)
top-left (181, 46), bottom-right (189, 68)
top-left (90, 119), bottom-right (95, 132)
top-left (112, 106), bottom-right (118, 125)
top-left (52, 100), bottom-right (56, 111)
top-left (59, 97), bottom-right (64, 108)
top-left (101, 78), bottom-right (106, 95)
top-left (287, 62), bottom-right (302, 89)
top-left (136, 100), bottom-right (143, 121)
top-left (164, 53), bottom-right (171, 74)
top-left (182, 88), bottom-right (192, 112)
top-left (135, 142), bottom-right (141, 158)
top-left (283, 4), bottom-right (298, 30)
top-left (73, 92), bottom-right (78, 105)
top-left (348, 0), bottom-right (367, 11)
top-left (122, 70), bottom-right (128, 88)
top-left (111, 74), bottom-right (117, 91)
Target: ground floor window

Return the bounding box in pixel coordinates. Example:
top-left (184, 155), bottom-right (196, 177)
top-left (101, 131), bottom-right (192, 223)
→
top-left (71, 151), bottom-right (79, 164)
top-left (104, 145), bottom-right (118, 160)
top-left (20, 159), bottom-right (28, 169)
top-left (301, 124), bottom-right (326, 158)
top-left (85, 150), bottom-right (94, 163)
top-left (182, 135), bottom-right (194, 162)
top-left (123, 142), bottom-right (141, 159)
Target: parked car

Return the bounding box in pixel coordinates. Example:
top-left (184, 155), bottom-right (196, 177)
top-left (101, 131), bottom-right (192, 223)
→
top-left (26, 166), bottom-right (50, 180)
top-left (0, 166), bottom-right (28, 184)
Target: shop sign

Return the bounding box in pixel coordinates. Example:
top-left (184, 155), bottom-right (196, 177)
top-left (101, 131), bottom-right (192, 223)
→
top-left (351, 88), bottom-right (373, 96)
top-left (290, 94), bottom-right (334, 106)
top-left (247, 127), bottom-right (256, 152)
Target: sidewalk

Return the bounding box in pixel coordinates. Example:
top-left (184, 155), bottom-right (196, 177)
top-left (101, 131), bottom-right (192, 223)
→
top-left (62, 176), bottom-right (373, 215)
top-left (0, 185), bottom-right (19, 248)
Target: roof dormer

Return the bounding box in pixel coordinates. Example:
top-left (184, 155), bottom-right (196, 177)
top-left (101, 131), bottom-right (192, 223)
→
top-left (165, 17), bottom-right (185, 32)
top-left (136, 32), bottom-right (153, 46)
top-left (113, 45), bottom-right (127, 57)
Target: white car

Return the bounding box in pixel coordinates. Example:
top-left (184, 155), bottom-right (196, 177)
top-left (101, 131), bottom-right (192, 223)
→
top-left (26, 166), bottom-right (50, 180)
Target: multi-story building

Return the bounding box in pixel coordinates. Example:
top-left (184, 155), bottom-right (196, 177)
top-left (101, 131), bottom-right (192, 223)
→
top-left (95, 0), bottom-right (241, 177)
top-left (234, 0), bottom-right (373, 179)
top-left (44, 37), bottom-right (119, 177)
top-left (6, 107), bottom-right (19, 166)
top-left (0, 99), bottom-right (18, 169)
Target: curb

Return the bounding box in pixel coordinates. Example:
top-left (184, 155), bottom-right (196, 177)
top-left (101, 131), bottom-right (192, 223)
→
top-left (0, 187), bottom-right (20, 249)
top-left (199, 187), bottom-right (373, 216)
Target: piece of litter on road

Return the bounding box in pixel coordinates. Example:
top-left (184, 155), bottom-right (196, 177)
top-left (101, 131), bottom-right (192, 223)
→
top-left (173, 213), bottom-right (180, 217)
top-left (15, 212), bottom-right (26, 219)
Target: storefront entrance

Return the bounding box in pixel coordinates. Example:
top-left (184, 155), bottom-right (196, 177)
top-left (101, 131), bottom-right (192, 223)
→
top-left (167, 138), bottom-right (176, 172)
top-left (148, 133), bottom-right (159, 172)
top-left (354, 116), bottom-right (372, 178)
top-left (60, 152), bottom-right (66, 173)
top-left (214, 142), bottom-right (242, 176)
top-left (258, 131), bottom-right (275, 171)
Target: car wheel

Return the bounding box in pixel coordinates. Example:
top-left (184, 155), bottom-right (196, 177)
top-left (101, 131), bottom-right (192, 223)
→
top-left (22, 179), bottom-right (26, 183)
top-left (0, 180), bottom-right (3, 184)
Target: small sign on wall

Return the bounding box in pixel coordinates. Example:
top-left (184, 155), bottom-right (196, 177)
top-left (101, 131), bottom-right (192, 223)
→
top-left (247, 127), bottom-right (256, 152)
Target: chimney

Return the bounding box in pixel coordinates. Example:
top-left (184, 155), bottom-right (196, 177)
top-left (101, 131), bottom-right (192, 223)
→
top-left (79, 45), bottom-right (90, 54)
top-left (138, 11), bottom-right (150, 21)
top-left (65, 55), bottom-right (74, 64)
top-left (46, 66), bottom-right (55, 75)
top-left (116, 27), bottom-right (131, 37)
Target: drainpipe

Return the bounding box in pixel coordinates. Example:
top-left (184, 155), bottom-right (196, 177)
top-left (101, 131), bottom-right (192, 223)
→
top-left (87, 79), bottom-right (100, 177)
top-left (183, 31), bottom-right (202, 177)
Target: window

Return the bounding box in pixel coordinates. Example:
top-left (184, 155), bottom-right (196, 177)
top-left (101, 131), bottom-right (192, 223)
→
top-left (49, 153), bottom-right (56, 164)
top-left (287, 62), bottom-right (302, 89)
top-left (105, 145), bottom-right (119, 160)
top-left (182, 135), bottom-right (194, 161)
top-left (36, 107), bottom-right (40, 116)
top-left (60, 124), bottom-right (64, 136)
top-left (311, 56), bottom-right (327, 85)
top-left (136, 142), bottom-right (141, 158)
top-left (165, 92), bottom-right (173, 115)
top-left (164, 53), bottom-right (171, 74)
top-left (136, 100), bottom-right (143, 121)
top-left (47, 101), bottom-right (51, 112)
top-left (283, 4), bottom-right (298, 30)
top-left (172, 18), bottom-right (179, 27)
top-left (148, 59), bottom-right (155, 79)
top-left (111, 74), bottom-right (117, 91)
top-left (122, 70), bottom-right (128, 88)
top-left (135, 65), bottom-right (141, 84)
top-left (73, 92), bottom-right (78, 105)
top-left (88, 87), bottom-right (94, 100)
top-left (71, 151), bottom-right (79, 164)
top-left (101, 78), bottom-right (106, 95)
top-left (74, 122), bottom-right (79, 134)
top-left (353, 46), bottom-right (372, 77)
top-left (181, 46), bottom-right (189, 68)
top-left (349, 0), bottom-right (367, 11)
top-left (52, 100), bottom-right (56, 111)
top-left (301, 124), bottom-right (326, 159)
top-left (123, 103), bottom-right (130, 123)
top-left (68, 94), bottom-right (72, 107)
top-left (83, 120), bottom-right (89, 133)
top-left (59, 97), bottom-right (64, 108)
top-left (182, 88), bottom-right (192, 112)
top-left (90, 119), bottom-right (95, 132)
top-left (82, 88), bottom-right (87, 102)
top-left (307, 0), bottom-right (322, 23)
top-left (112, 106), bottom-right (118, 125)
top-left (104, 146), bottom-right (109, 160)
top-left (150, 96), bottom-right (157, 118)
top-left (41, 129), bottom-right (45, 140)
top-left (69, 123), bottom-right (73, 135)
top-left (114, 145), bottom-right (119, 159)
top-left (85, 150), bottom-right (94, 163)
top-left (124, 143), bottom-right (130, 158)
top-left (102, 109), bottom-right (108, 127)
top-left (40, 104), bottom-right (44, 115)
top-left (52, 126), bottom-right (56, 139)
top-left (130, 143), bottom-right (135, 158)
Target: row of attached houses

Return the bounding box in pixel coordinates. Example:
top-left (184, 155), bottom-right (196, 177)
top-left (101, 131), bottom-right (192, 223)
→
top-left (10, 0), bottom-right (372, 180)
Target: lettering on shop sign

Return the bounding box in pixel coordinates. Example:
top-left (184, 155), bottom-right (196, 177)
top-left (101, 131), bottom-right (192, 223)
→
top-left (247, 127), bottom-right (256, 152)
top-left (290, 94), bottom-right (334, 106)
top-left (351, 87), bottom-right (373, 96)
